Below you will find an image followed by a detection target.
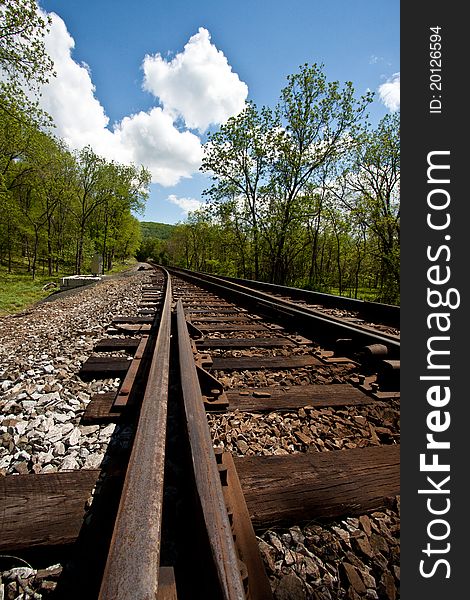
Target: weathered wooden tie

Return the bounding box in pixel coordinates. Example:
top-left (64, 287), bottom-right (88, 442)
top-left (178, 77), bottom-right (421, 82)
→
top-left (197, 323), bottom-right (269, 332)
top-left (112, 316), bottom-right (153, 324)
top-left (210, 355), bottom-right (322, 370)
top-left (187, 308), bottom-right (245, 314)
top-left (0, 470), bottom-right (100, 551)
top-left (235, 445), bottom-right (400, 528)
top-left (196, 337), bottom-right (295, 349)
top-left (79, 356), bottom-right (130, 380)
top-left (93, 338), bottom-right (141, 353)
top-left (191, 315), bottom-right (256, 323)
top-left (225, 383), bottom-right (374, 412)
top-left (82, 392), bottom-right (121, 423)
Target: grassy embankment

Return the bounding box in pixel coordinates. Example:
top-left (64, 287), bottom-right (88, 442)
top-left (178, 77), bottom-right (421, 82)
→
top-left (0, 259), bottom-right (137, 316)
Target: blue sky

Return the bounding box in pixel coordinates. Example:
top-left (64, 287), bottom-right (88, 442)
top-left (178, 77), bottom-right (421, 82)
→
top-left (37, 0), bottom-right (399, 225)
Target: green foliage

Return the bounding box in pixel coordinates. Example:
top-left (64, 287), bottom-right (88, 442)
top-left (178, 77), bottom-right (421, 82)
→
top-left (0, 7), bottom-right (149, 296)
top-left (135, 221), bottom-right (175, 264)
top-left (0, 262), bottom-right (62, 315)
top-left (0, 107), bottom-right (151, 279)
top-left (171, 63), bottom-right (399, 303)
top-left (0, 0), bottom-right (55, 124)
top-left (140, 221), bottom-right (175, 241)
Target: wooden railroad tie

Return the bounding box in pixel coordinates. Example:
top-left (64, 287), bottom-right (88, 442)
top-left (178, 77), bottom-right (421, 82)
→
top-left (0, 470), bottom-right (101, 551)
top-left (225, 383), bottom-right (374, 412)
top-left (0, 446), bottom-right (399, 552)
top-left (78, 356), bottom-right (131, 381)
top-left (235, 444), bottom-right (400, 528)
top-left (81, 335), bottom-right (150, 422)
top-left (196, 337), bottom-right (295, 349)
top-left (209, 355), bottom-right (322, 371)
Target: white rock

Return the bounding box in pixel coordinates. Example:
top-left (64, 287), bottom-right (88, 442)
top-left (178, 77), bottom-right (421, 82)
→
top-left (2, 566), bottom-right (35, 580)
top-left (54, 413), bottom-right (71, 423)
top-left (53, 441), bottom-right (66, 456)
top-left (0, 455), bottom-right (11, 468)
top-left (21, 400), bottom-right (36, 410)
top-left (47, 426), bottom-right (64, 444)
top-left (15, 421), bottom-right (28, 435)
top-left (61, 455), bottom-right (79, 470)
top-left (37, 391), bottom-right (60, 405)
top-left (39, 416), bottom-right (54, 433)
top-left (79, 447), bottom-right (90, 459)
top-left (84, 453), bottom-right (104, 469)
top-left (13, 450), bottom-right (30, 461)
top-left (41, 464), bottom-right (57, 473)
top-left (37, 451), bottom-right (54, 465)
top-left (68, 428), bottom-right (81, 446)
top-left (80, 425), bottom-right (100, 436)
top-left (99, 423), bottom-right (116, 439)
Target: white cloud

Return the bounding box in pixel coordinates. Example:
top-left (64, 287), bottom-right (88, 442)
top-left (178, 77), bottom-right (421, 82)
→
top-left (40, 13), bottom-right (120, 156)
top-left (378, 72), bottom-right (400, 112)
top-left (143, 27), bottom-right (248, 132)
top-left (38, 14), bottom-right (247, 186)
top-left (117, 109), bottom-right (203, 186)
top-left (167, 194), bottom-right (203, 215)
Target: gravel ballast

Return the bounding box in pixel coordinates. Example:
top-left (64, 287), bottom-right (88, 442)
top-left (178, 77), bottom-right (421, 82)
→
top-left (0, 269), bottom-right (399, 599)
top-left (0, 267), bottom-right (152, 598)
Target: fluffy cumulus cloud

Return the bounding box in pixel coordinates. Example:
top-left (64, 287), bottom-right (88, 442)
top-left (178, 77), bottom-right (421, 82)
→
top-left (378, 72), bottom-right (400, 112)
top-left (167, 194), bottom-right (203, 214)
top-left (143, 27), bottom-right (248, 132)
top-left (40, 13), bottom-right (125, 160)
top-left (38, 14), bottom-right (247, 185)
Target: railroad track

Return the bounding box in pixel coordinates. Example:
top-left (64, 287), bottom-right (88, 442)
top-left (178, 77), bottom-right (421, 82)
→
top-left (197, 272), bottom-right (400, 332)
top-left (166, 267), bottom-right (399, 353)
top-left (0, 265), bottom-right (400, 599)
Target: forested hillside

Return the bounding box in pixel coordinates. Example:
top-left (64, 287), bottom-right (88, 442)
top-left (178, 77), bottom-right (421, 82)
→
top-left (136, 222), bottom-right (175, 264)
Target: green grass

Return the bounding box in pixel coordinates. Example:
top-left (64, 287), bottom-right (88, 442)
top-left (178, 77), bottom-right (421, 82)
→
top-left (328, 287), bottom-right (380, 302)
top-left (0, 270), bottom-right (62, 316)
top-left (328, 286), bottom-right (399, 305)
top-left (106, 257), bottom-right (138, 275)
top-left (0, 258), bottom-right (138, 316)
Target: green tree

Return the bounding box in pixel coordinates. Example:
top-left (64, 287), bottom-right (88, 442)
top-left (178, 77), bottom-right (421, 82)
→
top-left (112, 213), bottom-right (142, 265)
top-left (201, 102), bottom-right (277, 279)
top-left (32, 132), bottom-right (77, 275)
top-left (265, 63), bottom-right (373, 283)
top-left (334, 113), bottom-right (400, 301)
top-left (0, 0), bottom-right (54, 123)
top-left (91, 161), bottom-right (150, 272)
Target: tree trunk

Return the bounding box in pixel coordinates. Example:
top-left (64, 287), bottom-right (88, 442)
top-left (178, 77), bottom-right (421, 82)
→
top-left (31, 228), bottom-right (40, 280)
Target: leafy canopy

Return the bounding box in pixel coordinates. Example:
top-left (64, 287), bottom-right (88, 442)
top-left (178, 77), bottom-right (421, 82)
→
top-left (0, 0), bottom-right (55, 121)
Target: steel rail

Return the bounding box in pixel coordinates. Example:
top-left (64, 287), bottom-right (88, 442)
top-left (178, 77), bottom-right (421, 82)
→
top-left (198, 273), bottom-right (399, 328)
top-left (99, 267), bottom-right (172, 600)
top-left (176, 299), bottom-right (246, 599)
top-left (168, 267), bottom-right (400, 358)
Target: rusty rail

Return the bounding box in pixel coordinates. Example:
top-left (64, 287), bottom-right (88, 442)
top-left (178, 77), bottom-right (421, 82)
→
top-left (167, 266), bottom-right (400, 357)
top-left (176, 299), bottom-right (246, 599)
top-left (99, 268), bottom-right (172, 600)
